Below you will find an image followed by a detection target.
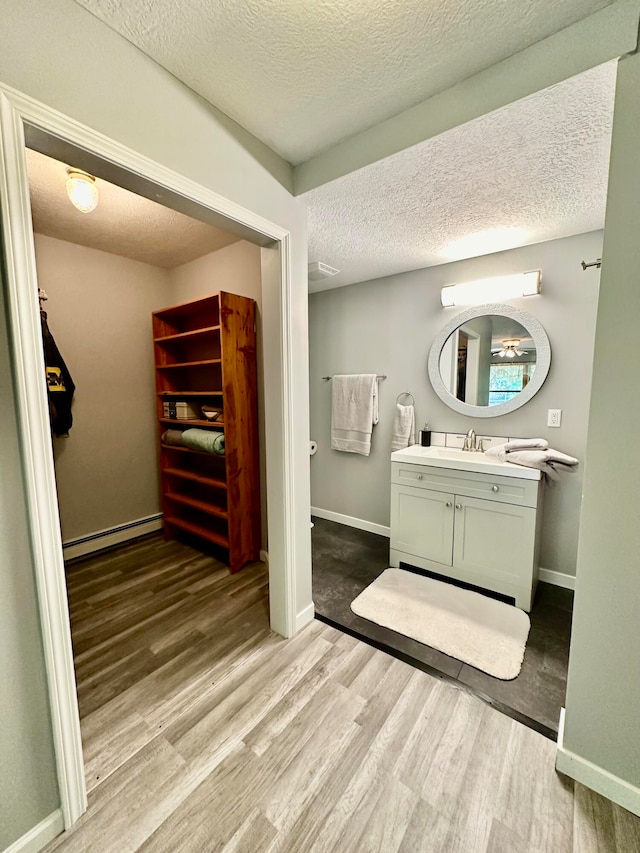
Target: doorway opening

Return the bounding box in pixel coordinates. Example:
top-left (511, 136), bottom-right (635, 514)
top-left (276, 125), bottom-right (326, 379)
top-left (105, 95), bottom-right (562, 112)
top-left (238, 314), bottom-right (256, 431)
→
top-left (25, 140), bottom-right (274, 793)
top-left (0, 98), bottom-right (299, 830)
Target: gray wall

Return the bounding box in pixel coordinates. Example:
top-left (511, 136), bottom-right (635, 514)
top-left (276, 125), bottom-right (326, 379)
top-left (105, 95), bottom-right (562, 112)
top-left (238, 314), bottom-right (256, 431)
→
top-left (309, 230), bottom-right (603, 578)
top-left (0, 0), bottom-right (311, 846)
top-left (0, 281), bottom-right (59, 848)
top-left (35, 234), bottom-right (171, 541)
top-left (563, 50), bottom-right (640, 797)
top-left (34, 236), bottom-right (265, 546)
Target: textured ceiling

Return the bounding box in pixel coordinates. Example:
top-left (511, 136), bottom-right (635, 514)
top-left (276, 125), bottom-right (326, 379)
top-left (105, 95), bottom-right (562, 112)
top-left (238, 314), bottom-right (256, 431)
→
top-left (26, 149), bottom-right (239, 269)
top-left (304, 62), bottom-right (616, 292)
top-left (73, 0), bottom-right (610, 164)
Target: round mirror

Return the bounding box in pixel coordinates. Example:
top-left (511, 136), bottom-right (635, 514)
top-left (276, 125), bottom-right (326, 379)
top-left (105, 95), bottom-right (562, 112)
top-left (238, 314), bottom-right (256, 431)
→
top-left (428, 304), bottom-right (551, 417)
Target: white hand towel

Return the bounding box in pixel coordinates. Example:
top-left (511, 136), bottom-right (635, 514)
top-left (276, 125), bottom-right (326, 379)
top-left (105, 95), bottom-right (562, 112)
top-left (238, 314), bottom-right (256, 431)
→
top-left (485, 440), bottom-right (548, 458)
top-left (504, 438), bottom-right (549, 452)
top-left (485, 447), bottom-right (579, 480)
top-left (504, 449), bottom-right (560, 479)
top-left (485, 443), bottom-right (508, 461)
top-left (545, 449), bottom-right (579, 466)
top-left (331, 374), bottom-right (378, 456)
top-left (391, 403), bottom-right (415, 451)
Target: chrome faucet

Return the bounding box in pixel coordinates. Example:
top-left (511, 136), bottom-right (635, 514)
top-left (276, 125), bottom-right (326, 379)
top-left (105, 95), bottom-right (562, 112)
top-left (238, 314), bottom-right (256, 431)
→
top-left (462, 428), bottom-right (484, 452)
top-left (462, 429), bottom-right (476, 451)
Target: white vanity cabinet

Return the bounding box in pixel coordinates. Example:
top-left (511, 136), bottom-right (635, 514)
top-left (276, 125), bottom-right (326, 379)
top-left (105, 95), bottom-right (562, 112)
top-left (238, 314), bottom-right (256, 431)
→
top-left (390, 457), bottom-right (543, 611)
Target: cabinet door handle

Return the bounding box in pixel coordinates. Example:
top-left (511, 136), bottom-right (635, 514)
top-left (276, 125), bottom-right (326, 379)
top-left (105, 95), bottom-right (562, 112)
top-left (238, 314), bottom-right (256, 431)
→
top-left (455, 503), bottom-right (462, 510)
top-left (492, 485), bottom-right (499, 492)
top-left (445, 501), bottom-right (452, 508)
top-left (416, 473), bottom-right (423, 480)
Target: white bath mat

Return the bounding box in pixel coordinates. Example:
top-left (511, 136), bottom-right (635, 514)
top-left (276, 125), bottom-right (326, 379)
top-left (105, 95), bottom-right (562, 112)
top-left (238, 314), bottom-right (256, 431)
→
top-left (350, 568), bottom-right (531, 680)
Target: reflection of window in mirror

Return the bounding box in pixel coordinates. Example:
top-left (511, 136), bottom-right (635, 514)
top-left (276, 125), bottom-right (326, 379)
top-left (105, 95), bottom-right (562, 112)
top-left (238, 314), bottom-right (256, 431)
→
top-left (489, 362), bottom-right (537, 406)
top-left (429, 305), bottom-right (551, 418)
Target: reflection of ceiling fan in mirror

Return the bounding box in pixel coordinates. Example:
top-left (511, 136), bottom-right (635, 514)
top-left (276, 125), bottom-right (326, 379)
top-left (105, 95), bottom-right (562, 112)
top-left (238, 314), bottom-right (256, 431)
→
top-left (492, 338), bottom-right (527, 358)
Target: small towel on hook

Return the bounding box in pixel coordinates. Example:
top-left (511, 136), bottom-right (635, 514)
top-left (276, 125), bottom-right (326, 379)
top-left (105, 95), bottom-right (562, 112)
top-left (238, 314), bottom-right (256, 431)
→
top-left (331, 374), bottom-right (379, 456)
top-left (391, 403), bottom-right (415, 451)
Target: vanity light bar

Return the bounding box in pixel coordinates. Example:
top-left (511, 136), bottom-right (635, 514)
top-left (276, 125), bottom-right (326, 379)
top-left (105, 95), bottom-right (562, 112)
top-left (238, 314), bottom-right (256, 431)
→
top-left (440, 270), bottom-right (541, 307)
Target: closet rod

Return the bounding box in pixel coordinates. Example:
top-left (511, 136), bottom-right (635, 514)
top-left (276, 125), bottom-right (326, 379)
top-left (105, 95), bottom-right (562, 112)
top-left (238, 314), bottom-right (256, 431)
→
top-left (322, 374), bottom-right (387, 381)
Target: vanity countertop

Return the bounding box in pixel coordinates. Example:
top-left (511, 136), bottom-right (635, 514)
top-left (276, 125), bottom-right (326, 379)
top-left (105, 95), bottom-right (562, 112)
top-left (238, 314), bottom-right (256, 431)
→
top-left (391, 445), bottom-right (542, 480)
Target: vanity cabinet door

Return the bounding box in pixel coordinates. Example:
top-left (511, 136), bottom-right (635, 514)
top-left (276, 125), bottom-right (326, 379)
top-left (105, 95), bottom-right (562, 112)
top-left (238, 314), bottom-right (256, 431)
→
top-left (390, 484), bottom-right (455, 567)
top-left (452, 495), bottom-right (536, 588)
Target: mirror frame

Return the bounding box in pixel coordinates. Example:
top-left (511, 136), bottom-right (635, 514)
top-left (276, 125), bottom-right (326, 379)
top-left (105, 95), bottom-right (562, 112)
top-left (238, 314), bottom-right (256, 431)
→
top-left (428, 303), bottom-right (551, 418)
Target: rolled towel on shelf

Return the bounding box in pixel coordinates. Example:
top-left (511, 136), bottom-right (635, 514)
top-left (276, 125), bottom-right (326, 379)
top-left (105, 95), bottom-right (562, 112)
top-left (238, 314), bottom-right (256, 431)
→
top-left (162, 429), bottom-right (186, 447)
top-left (181, 428), bottom-right (225, 455)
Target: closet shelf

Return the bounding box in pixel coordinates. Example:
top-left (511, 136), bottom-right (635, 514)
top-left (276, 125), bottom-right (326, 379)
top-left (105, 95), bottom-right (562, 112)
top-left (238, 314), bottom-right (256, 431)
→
top-left (166, 493), bottom-right (228, 520)
top-left (156, 359), bottom-right (222, 369)
top-left (154, 293), bottom-right (219, 320)
top-left (162, 468), bottom-right (227, 489)
top-left (154, 325), bottom-right (220, 344)
top-left (165, 516), bottom-right (229, 549)
top-left (158, 391), bottom-right (223, 397)
top-left (161, 444), bottom-right (223, 458)
top-left (159, 418), bottom-right (225, 429)
top-left (154, 291), bottom-right (259, 572)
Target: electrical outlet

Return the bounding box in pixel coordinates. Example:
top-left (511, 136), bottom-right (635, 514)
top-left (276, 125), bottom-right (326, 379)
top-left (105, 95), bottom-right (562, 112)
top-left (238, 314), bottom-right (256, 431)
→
top-left (547, 409), bottom-right (562, 428)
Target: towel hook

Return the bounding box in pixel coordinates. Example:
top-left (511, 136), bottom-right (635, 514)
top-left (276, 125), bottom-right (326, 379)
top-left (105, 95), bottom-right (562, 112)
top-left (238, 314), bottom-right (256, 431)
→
top-left (396, 391), bottom-right (415, 405)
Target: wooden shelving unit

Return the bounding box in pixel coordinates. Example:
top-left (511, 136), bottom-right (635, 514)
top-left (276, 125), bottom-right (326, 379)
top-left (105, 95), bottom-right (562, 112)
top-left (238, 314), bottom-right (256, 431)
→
top-left (152, 291), bottom-right (260, 572)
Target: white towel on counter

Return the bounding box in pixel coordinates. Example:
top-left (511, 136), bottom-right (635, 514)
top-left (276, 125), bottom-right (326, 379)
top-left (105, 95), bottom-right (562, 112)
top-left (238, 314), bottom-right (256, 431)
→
top-left (391, 403), bottom-right (415, 451)
top-left (504, 438), bottom-right (549, 452)
top-left (331, 374), bottom-right (379, 456)
top-left (486, 443), bottom-right (578, 480)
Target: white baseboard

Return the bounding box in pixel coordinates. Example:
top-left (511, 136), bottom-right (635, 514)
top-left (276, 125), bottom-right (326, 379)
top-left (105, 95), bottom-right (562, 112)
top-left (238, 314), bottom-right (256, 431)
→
top-left (260, 549), bottom-right (269, 565)
top-left (63, 513), bottom-right (163, 560)
top-left (311, 507), bottom-right (390, 538)
top-left (538, 567), bottom-right (576, 590)
top-left (311, 510), bottom-right (575, 591)
top-left (4, 810), bottom-right (64, 853)
top-left (556, 708), bottom-right (640, 817)
top-left (296, 602), bottom-right (315, 632)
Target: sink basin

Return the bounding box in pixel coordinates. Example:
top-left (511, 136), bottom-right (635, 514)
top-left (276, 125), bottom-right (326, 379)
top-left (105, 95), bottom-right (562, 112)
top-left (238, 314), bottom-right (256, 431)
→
top-left (390, 444), bottom-right (541, 480)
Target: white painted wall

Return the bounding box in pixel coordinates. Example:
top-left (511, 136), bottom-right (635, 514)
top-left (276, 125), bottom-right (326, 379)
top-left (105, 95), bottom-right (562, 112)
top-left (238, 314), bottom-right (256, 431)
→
top-left (309, 230), bottom-right (603, 579)
top-left (562, 50), bottom-right (640, 813)
top-left (0, 1), bottom-right (311, 847)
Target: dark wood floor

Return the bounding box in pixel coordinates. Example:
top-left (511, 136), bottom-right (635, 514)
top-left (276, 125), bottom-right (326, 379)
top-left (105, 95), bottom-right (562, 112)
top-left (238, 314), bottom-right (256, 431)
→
top-left (46, 533), bottom-right (640, 852)
top-left (312, 516), bottom-right (573, 736)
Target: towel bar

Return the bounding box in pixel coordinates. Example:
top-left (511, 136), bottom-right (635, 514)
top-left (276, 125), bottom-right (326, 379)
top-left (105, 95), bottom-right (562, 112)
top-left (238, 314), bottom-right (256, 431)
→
top-left (322, 374), bottom-right (387, 381)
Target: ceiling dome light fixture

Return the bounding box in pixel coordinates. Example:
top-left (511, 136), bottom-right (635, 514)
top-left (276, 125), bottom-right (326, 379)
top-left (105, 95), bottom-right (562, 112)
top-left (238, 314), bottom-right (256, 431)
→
top-left (495, 339), bottom-right (526, 358)
top-left (66, 168), bottom-right (99, 213)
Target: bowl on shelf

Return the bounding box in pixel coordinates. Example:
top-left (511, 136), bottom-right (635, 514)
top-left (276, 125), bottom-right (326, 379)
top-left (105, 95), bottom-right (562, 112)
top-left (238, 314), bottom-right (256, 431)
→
top-left (201, 405), bottom-right (222, 422)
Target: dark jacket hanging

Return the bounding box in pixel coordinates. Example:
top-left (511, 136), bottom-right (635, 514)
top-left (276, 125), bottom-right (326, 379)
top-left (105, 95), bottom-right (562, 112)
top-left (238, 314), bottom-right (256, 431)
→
top-left (41, 311), bottom-right (75, 436)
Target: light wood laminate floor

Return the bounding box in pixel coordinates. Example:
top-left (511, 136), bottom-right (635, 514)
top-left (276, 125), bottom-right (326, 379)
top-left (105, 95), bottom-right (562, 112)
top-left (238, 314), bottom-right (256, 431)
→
top-left (47, 534), bottom-right (640, 852)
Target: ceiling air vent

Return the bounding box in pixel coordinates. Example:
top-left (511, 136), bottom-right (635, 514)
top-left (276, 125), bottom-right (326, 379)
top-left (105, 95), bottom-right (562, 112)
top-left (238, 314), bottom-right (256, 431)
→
top-left (308, 261), bottom-right (339, 281)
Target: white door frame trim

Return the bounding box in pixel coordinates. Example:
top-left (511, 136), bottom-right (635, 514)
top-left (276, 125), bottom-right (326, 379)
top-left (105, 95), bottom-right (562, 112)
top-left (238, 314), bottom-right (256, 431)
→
top-left (0, 84), bottom-right (298, 828)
